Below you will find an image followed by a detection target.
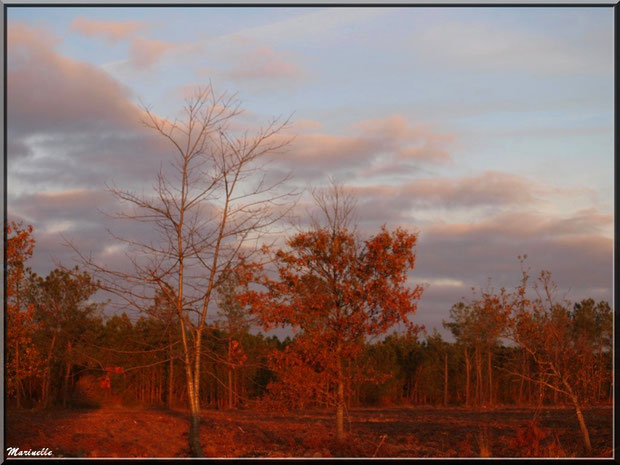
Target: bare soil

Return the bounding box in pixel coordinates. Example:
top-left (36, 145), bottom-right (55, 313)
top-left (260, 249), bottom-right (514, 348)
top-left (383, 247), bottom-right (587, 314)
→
top-left (5, 405), bottom-right (613, 458)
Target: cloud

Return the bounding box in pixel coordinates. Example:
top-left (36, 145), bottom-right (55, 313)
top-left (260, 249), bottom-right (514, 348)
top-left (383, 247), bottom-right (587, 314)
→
top-left (413, 20), bottom-right (612, 76)
top-left (353, 115), bottom-right (453, 163)
top-left (234, 7), bottom-right (387, 44)
top-left (11, 189), bottom-right (115, 226)
top-left (9, 188), bottom-right (169, 281)
top-left (129, 36), bottom-right (174, 68)
top-left (104, 8), bottom-right (386, 86)
top-left (7, 22), bottom-right (172, 195)
top-left (227, 46), bottom-right (303, 81)
top-left (8, 22), bottom-right (144, 136)
top-left (348, 170), bottom-right (581, 217)
top-left (406, 207), bottom-right (613, 339)
top-left (416, 209), bottom-right (612, 290)
top-left (70, 17), bottom-right (146, 43)
top-left (426, 208), bottom-right (612, 240)
top-left (272, 114), bottom-right (454, 180)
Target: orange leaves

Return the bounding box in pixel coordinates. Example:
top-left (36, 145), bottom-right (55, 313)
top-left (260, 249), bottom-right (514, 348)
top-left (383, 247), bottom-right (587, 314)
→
top-left (246, 224), bottom-right (423, 411)
top-left (6, 222), bottom-right (43, 398)
top-left (230, 340), bottom-right (248, 368)
top-left (6, 221), bottom-right (35, 304)
top-left (6, 221), bottom-right (34, 270)
top-left (99, 375), bottom-right (112, 390)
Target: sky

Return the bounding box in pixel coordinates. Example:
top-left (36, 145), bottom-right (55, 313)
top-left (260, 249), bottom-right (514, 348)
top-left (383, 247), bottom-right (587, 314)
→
top-left (6, 6), bottom-right (614, 339)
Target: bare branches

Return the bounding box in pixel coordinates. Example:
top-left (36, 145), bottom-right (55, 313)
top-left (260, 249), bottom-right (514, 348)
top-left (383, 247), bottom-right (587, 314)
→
top-left (69, 85), bottom-right (297, 455)
top-left (310, 179), bottom-right (358, 235)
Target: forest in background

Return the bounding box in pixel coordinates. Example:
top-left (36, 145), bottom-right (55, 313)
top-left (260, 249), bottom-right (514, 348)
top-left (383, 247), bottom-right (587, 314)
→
top-left (7, 220), bottom-right (612, 458)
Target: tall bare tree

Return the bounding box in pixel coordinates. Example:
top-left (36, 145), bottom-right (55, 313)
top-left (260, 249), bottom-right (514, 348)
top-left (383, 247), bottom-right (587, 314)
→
top-left (71, 85), bottom-right (295, 456)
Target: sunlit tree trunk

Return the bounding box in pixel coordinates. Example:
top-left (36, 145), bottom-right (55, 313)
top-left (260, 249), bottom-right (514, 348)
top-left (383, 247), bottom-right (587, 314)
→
top-left (228, 337), bottom-right (234, 409)
top-left (518, 355), bottom-right (525, 406)
top-left (168, 339), bottom-right (174, 409)
top-left (443, 352), bottom-right (449, 406)
top-left (475, 345), bottom-right (482, 406)
top-left (557, 379), bottom-right (592, 454)
top-left (487, 348), bottom-right (493, 406)
top-left (41, 331), bottom-right (57, 408)
top-left (336, 353), bottom-right (345, 442)
top-left (464, 348), bottom-right (471, 407)
top-left (573, 402), bottom-right (592, 454)
top-left (62, 341), bottom-right (72, 407)
top-left (15, 340), bottom-right (22, 408)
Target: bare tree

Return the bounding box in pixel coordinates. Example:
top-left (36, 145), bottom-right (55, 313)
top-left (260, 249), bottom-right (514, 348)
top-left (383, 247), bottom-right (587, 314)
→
top-left (309, 179), bottom-right (358, 234)
top-left (507, 266), bottom-right (593, 454)
top-left (70, 85), bottom-right (295, 456)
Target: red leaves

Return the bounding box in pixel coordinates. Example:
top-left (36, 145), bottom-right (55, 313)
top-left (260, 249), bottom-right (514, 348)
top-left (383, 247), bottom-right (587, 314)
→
top-left (230, 340), bottom-right (248, 367)
top-left (6, 222), bottom-right (42, 396)
top-left (99, 375), bottom-right (111, 390)
top-left (246, 225), bottom-right (423, 409)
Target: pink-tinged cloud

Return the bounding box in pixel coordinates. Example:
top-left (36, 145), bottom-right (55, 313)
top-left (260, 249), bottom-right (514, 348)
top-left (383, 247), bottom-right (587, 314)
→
top-left (227, 46), bottom-right (303, 80)
top-left (8, 22), bottom-right (144, 135)
top-left (130, 36), bottom-right (173, 68)
top-left (290, 119), bottom-right (324, 133)
top-left (287, 132), bottom-right (379, 165)
top-left (349, 171), bottom-right (559, 213)
top-left (426, 208), bottom-right (613, 240)
top-left (415, 210), bottom-right (613, 303)
top-left (7, 23), bottom-right (172, 189)
top-left (353, 114), bottom-right (454, 163)
top-left (12, 189), bottom-right (115, 226)
top-left (272, 114), bottom-right (453, 179)
top-left (70, 17), bottom-right (146, 43)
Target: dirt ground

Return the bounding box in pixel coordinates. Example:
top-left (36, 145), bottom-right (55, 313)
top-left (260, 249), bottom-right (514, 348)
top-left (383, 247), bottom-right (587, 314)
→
top-left (5, 405), bottom-right (613, 458)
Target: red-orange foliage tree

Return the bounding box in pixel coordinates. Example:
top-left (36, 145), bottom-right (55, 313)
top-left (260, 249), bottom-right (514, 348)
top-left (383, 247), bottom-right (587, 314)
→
top-left (247, 185), bottom-right (423, 441)
top-left (6, 221), bottom-right (42, 407)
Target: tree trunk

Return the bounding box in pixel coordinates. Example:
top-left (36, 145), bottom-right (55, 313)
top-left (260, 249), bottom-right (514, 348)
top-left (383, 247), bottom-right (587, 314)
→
top-left (572, 398), bottom-right (592, 454)
top-left (464, 347), bottom-right (471, 407)
top-left (15, 340), bottom-right (22, 408)
top-left (443, 352), bottom-right (449, 406)
top-left (537, 379), bottom-right (544, 408)
top-left (487, 348), bottom-right (493, 407)
top-left (518, 356), bottom-right (525, 406)
top-left (41, 331), bottom-right (57, 408)
top-left (188, 337), bottom-right (204, 457)
top-left (179, 319), bottom-right (204, 457)
top-left (336, 356), bottom-right (345, 442)
top-left (475, 345), bottom-right (482, 407)
top-left (561, 379), bottom-right (592, 454)
top-left (62, 341), bottom-right (72, 408)
top-left (168, 342), bottom-right (174, 409)
top-left (228, 337), bottom-right (234, 409)
top-left (186, 379), bottom-right (203, 456)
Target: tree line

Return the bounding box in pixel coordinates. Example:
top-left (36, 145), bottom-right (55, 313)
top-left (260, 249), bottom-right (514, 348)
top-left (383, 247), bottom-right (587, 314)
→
top-left (7, 221), bottom-right (611, 452)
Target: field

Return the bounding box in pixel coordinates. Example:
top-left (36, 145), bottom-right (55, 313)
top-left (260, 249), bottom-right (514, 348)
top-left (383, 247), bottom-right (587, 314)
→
top-left (6, 405), bottom-right (613, 458)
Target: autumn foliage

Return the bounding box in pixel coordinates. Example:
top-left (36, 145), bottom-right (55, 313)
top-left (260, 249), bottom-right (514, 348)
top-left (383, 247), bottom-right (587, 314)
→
top-left (244, 223), bottom-right (423, 440)
top-left (6, 222), bottom-right (42, 405)
top-left (4, 222), bottom-right (612, 457)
